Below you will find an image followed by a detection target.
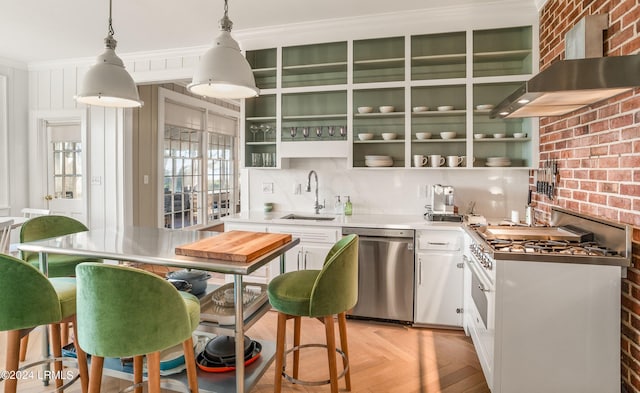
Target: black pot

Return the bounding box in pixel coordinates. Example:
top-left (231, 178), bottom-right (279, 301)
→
top-left (166, 269), bottom-right (210, 295)
top-left (201, 335), bottom-right (255, 366)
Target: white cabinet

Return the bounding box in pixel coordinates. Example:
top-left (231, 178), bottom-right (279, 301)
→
top-left (265, 224), bottom-right (341, 276)
top-left (414, 229), bottom-right (463, 327)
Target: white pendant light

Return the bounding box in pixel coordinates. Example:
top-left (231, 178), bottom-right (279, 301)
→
top-left (188, 0), bottom-right (259, 99)
top-left (75, 0), bottom-right (143, 108)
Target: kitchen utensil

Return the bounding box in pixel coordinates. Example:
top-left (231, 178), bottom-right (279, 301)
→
top-left (379, 105), bottom-right (395, 113)
top-left (175, 231), bottom-right (292, 262)
top-left (339, 126), bottom-right (347, 139)
top-left (415, 132), bottom-right (431, 140)
top-left (440, 131), bottom-right (456, 139)
top-left (413, 106), bottom-right (429, 112)
top-left (474, 133), bottom-right (486, 139)
top-left (196, 335), bottom-right (262, 372)
top-left (446, 155), bottom-right (463, 167)
top-left (413, 155), bottom-right (428, 167)
top-left (493, 133), bottom-right (506, 138)
top-left (381, 132), bottom-right (397, 140)
top-left (513, 132), bottom-right (525, 138)
top-left (166, 269), bottom-right (211, 295)
top-left (327, 126), bottom-right (335, 137)
top-left (315, 127), bottom-right (323, 138)
top-left (289, 127), bottom-right (297, 140)
top-left (302, 127), bottom-right (309, 139)
top-left (249, 124), bottom-right (259, 141)
top-left (437, 105), bottom-right (454, 111)
top-left (358, 133), bottom-right (374, 141)
top-left (251, 153), bottom-right (262, 167)
top-left (476, 104), bottom-right (494, 110)
top-left (357, 106), bottom-right (373, 113)
top-left (262, 152), bottom-right (273, 167)
top-left (428, 155), bottom-right (445, 167)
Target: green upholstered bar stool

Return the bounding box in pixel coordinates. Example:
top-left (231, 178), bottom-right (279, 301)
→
top-left (268, 234), bottom-right (358, 393)
top-left (18, 215), bottom-right (101, 362)
top-left (20, 215), bottom-right (101, 278)
top-left (0, 253), bottom-right (89, 393)
top-left (75, 263), bottom-right (200, 393)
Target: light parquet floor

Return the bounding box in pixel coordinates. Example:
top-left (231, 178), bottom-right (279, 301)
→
top-left (1, 311), bottom-right (489, 393)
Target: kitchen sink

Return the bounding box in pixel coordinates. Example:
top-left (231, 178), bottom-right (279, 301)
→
top-left (279, 214), bottom-right (335, 221)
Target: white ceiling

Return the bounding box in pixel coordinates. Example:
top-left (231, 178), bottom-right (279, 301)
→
top-left (1, 0), bottom-right (539, 64)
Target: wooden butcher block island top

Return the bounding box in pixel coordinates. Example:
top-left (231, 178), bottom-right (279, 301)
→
top-left (175, 230), bottom-right (292, 262)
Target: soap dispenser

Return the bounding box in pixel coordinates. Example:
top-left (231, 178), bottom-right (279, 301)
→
top-left (344, 196), bottom-right (352, 216)
top-left (334, 196), bottom-right (342, 215)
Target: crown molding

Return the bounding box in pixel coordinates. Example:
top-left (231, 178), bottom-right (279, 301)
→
top-left (0, 57), bottom-right (27, 70)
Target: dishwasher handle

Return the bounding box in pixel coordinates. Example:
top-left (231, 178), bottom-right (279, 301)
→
top-left (358, 235), bottom-right (414, 250)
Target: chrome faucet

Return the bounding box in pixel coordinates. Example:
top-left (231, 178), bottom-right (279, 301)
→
top-left (306, 170), bottom-right (325, 214)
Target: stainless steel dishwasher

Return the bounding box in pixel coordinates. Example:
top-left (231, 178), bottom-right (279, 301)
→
top-left (342, 227), bottom-right (415, 323)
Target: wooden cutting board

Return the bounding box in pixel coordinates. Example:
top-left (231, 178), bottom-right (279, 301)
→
top-left (175, 230), bottom-right (292, 262)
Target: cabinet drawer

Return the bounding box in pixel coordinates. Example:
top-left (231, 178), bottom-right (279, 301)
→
top-left (417, 230), bottom-right (461, 251)
top-left (268, 225), bottom-right (340, 244)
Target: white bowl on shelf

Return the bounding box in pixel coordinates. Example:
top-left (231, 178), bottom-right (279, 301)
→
top-left (476, 104), bottom-right (494, 110)
top-left (381, 132), bottom-right (397, 140)
top-left (412, 106), bottom-right (429, 112)
top-left (513, 132), bottom-right (526, 139)
top-left (416, 132), bottom-right (432, 140)
top-left (493, 133), bottom-right (506, 139)
top-left (358, 133), bottom-right (374, 141)
top-left (440, 131), bottom-right (457, 140)
top-left (379, 105), bottom-right (395, 113)
top-left (357, 106), bottom-right (374, 114)
top-left (474, 133), bottom-right (486, 139)
top-left (437, 105), bottom-right (454, 111)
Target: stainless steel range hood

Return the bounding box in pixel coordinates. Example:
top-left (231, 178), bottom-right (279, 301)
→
top-left (490, 15), bottom-right (640, 118)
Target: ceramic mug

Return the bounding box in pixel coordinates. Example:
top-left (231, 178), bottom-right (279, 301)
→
top-left (428, 154), bottom-right (445, 167)
top-left (447, 155), bottom-right (464, 167)
top-left (413, 154), bottom-right (428, 167)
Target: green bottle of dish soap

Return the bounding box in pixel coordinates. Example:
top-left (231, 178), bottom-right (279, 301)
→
top-left (344, 196), bottom-right (352, 216)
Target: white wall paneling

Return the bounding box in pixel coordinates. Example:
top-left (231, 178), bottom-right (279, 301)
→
top-left (0, 75), bottom-right (8, 213)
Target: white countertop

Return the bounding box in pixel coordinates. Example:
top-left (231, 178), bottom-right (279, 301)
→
top-left (222, 211), bottom-right (463, 231)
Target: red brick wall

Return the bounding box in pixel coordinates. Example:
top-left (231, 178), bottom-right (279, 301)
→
top-left (537, 1), bottom-right (640, 391)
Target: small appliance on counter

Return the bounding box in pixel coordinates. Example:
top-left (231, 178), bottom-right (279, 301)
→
top-left (425, 184), bottom-right (463, 222)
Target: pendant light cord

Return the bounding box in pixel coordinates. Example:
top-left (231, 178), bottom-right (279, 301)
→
top-left (104, 0), bottom-right (117, 49)
top-left (219, 0), bottom-right (233, 32)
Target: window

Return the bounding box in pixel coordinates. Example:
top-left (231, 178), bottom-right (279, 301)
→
top-left (160, 89), bottom-right (239, 230)
top-left (52, 141), bottom-right (82, 199)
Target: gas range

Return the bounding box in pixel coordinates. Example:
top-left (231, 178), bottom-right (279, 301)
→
top-left (466, 207), bottom-right (631, 268)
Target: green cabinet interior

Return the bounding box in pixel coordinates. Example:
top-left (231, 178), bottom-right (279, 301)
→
top-left (281, 91), bottom-right (347, 141)
top-left (246, 48), bottom-right (277, 89)
top-left (245, 95), bottom-right (277, 167)
top-left (412, 31), bottom-right (466, 80)
top-left (473, 26), bottom-right (532, 77)
top-left (353, 36), bottom-right (405, 83)
top-left (282, 41), bottom-right (347, 87)
top-left (242, 24), bottom-right (534, 168)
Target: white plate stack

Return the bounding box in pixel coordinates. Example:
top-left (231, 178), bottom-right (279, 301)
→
top-left (486, 156), bottom-right (511, 167)
top-left (365, 155), bottom-right (393, 167)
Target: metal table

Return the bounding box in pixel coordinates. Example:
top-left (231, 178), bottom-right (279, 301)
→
top-left (18, 226), bottom-right (299, 393)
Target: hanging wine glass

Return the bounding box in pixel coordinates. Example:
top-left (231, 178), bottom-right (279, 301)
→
top-left (302, 127), bottom-right (309, 140)
top-left (327, 126), bottom-right (335, 138)
top-left (339, 126), bottom-right (347, 139)
top-left (315, 127), bottom-right (323, 138)
top-left (290, 127), bottom-right (297, 140)
top-left (249, 124), bottom-right (259, 142)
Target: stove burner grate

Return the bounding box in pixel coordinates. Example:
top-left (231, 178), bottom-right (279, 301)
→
top-left (488, 239), bottom-right (618, 257)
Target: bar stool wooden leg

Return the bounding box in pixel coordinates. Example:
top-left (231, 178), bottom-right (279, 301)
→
top-left (182, 337), bottom-right (199, 393)
top-left (18, 335), bottom-right (28, 362)
top-left (87, 356), bottom-right (104, 393)
top-left (71, 318), bottom-right (88, 393)
top-left (147, 351), bottom-right (161, 393)
top-left (60, 322), bottom-right (69, 346)
top-left (133, 356), bottom-right (143, 393)
top-left (50, 323), bottom-right (63, 390)
top-left (4, 330), bottom-right (20, 393)
top-left (324, 316), bottom-right (339, 393)
top-left (293, 316), bottom-right (301, 379)
top-left (338, 312), bottom-right (351, 391)
top-left (274, 312), bottom-right (287, 393)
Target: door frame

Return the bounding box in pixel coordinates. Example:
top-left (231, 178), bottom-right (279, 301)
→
top-left (28, 109), bottom-right (89, 224)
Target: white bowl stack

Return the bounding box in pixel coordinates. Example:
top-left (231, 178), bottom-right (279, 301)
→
top-left (365, 155), bottom-right (393, 167)
top-left (486, 156), bottom-right (511, 167)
